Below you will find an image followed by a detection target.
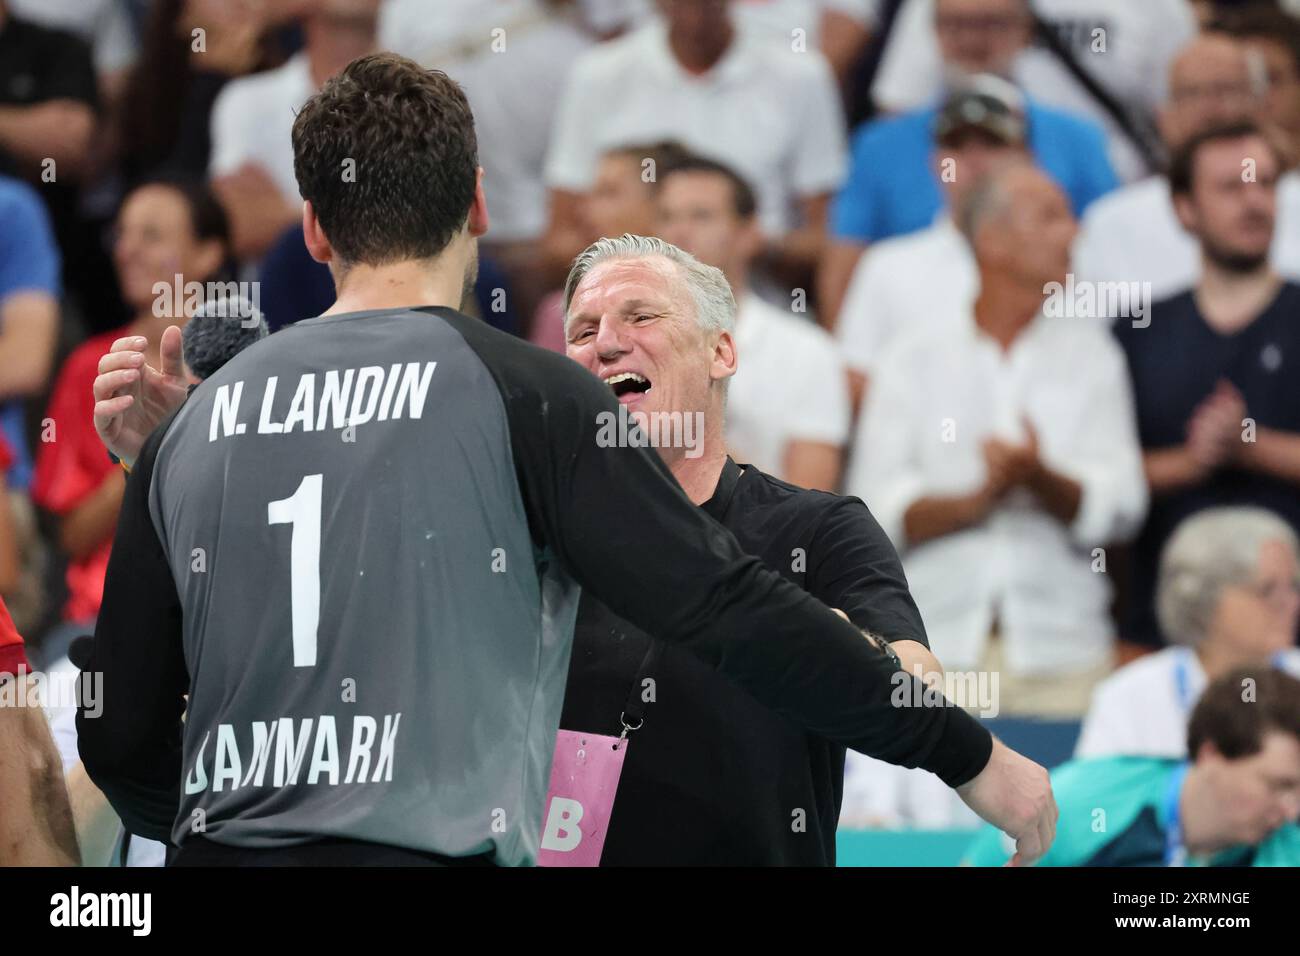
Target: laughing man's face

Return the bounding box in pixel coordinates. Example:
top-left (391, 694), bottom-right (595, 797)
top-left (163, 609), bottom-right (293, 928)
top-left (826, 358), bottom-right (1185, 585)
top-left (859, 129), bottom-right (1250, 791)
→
top-left (565, 256), bottom-right (725, 429)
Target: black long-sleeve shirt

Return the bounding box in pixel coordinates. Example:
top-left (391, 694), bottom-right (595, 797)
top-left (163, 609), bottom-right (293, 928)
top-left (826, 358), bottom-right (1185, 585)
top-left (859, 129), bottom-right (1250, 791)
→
top-left (78, 306), bottom-right (992, 864)
top-left (562, 457), bottom-right (934, 865)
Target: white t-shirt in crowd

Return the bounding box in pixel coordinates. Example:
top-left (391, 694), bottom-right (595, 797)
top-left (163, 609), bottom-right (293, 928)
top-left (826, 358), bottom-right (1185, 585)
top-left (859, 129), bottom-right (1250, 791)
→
top-left (209, 53), bottom-right (315, 204)
top-left (872, 0), bottom-right (1197, 182)
top-left (44, 655), bottom-right (167, 867)
top-left (380, 0), bottom-right (596, 242)
top-left (836, 216), bottom-right (976, 374)
top-left (1073, 173), bottom-right (1300, 303)
top-left (544, 20), bottom-right (848, 235)
top-left (600, 0), bottom-right (880, 45)
top-left (726, 292), bottom-right (851, 479)
top-left (847, 312), bottom-right (1148, 674)
top-left (1075, 647), bottom-right (1300, 759)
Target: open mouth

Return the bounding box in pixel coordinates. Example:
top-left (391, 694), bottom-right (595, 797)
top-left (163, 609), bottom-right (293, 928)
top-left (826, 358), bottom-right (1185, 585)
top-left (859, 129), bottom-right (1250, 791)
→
top-left (603, 371), bottom-right (652, 403)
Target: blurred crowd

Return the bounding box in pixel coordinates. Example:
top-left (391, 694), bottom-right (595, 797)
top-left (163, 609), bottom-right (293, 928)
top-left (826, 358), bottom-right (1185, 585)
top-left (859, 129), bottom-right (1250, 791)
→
top-left (2, 0), bottom-right (1300, 847)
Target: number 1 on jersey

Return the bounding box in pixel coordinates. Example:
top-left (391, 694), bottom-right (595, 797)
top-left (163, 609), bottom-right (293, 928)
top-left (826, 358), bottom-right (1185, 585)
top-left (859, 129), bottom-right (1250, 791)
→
top-left (267, 474), bottom-right (323, 667)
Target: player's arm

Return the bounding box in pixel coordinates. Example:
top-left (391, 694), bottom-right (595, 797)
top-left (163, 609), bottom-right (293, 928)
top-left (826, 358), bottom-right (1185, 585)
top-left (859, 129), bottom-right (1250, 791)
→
top-left (502, 350), bottom-right (988, 782)
top-left (76, 418), bottom-right (188, 845)
top-left (499, 354), bottom-right (1053, 863)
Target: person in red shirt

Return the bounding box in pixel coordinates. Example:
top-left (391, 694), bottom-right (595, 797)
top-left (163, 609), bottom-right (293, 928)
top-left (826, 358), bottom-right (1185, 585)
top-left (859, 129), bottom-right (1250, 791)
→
top-left (0, 593), bottom-right (78, 864)
top-left (32, 178), bottom-right (230, 627)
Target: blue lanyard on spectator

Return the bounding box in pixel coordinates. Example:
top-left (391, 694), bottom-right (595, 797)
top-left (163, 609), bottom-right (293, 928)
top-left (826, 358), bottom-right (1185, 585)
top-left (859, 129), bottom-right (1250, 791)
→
top-left (1164, 761), bottom-right (1190, 867)
top-left (1174, 650), bottom-right (1194, 715)
top-left (1176, 649), bottom-right (1290, 715)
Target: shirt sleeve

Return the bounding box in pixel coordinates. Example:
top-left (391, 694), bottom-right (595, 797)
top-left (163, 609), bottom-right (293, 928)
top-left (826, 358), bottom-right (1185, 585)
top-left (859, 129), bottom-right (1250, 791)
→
top-left (835, 248), bottom-right (888, 373)
top-left (805, 494), bottom-right (929, 647)
top-left (76, 413), bottom-right (188, 844)
top-left (542, 53), bottom-right (605, 193)
top-left (0, 595), bottom-right (29, 677)
top-left (844, 338), bottom-right (928, 549)
top-left (208, 80), bottom-right (250, 178)
top-left (1065, 117), bottom-right (1119, 216)
top-left (0, 182), bottom-right (61, 299)
top-left (30, 347), bottom-right (115, 516)
top-left (830, 125), bottom-right (883, 241)
top-left (40, 29), bottom-right (100, 109)
top-left (787, 54), bottom-right (848, 198)
top-left (476, 333), bottom-right (992, 786)
top-left (1051, 331), bottom-right (1148, 549)
top-left (782, 327), bottom-right (851, 447)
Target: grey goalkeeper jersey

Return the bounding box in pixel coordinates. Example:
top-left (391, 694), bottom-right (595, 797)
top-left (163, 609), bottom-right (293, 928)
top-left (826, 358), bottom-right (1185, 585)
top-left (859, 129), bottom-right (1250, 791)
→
top-left (79, 307), bottom-right (992, 865)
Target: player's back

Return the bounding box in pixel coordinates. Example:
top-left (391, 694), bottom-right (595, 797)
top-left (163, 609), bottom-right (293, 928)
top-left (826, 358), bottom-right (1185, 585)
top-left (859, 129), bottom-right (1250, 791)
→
top-left (149, 307), bottom-right (580, 865)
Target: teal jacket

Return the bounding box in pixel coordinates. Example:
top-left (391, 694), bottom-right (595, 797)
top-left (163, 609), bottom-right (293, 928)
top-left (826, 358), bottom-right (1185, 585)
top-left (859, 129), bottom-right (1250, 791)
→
top-left (963, 756), bottom-right (1300, 867)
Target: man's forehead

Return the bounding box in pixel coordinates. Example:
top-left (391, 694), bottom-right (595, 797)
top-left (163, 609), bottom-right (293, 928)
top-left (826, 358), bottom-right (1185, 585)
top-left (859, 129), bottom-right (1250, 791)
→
top-left (572, 257), bottom-right (683, 312)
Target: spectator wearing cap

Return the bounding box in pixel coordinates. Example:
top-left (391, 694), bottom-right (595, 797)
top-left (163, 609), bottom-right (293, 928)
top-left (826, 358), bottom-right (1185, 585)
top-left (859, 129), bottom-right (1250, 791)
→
top-left (847, 159), bottom-right (1146, 713)
top-left (871, 0), bottom-right (1198, 183)
top-left (1078, 507), bottom-right (1300, 760)
top-left (542, 0), bottom-right (847, 287)
top-left (834, 76), bottom-right (1031, 413)
top-left (657, 155), bottom-right (850, 491)
top-left (819, 0), bottom-right (1117, 328)
top-left (1113, 122), bottom-right (1300, 651)
top-left (31, 179), bottom-right (230, 642)
top-left (1074, 32), bottom-right (1300, 301)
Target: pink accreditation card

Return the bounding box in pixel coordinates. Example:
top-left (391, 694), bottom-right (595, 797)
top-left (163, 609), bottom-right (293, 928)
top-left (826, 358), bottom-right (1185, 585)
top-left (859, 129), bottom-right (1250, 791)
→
top-left (535, 730), bottom-right (628, 867)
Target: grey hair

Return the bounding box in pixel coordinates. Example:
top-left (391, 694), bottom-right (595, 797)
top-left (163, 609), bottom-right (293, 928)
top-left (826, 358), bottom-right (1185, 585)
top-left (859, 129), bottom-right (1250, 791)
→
top-left (562, 233), bottom-right (736, 338)
top-left (1156, 506), bottom-right (1300, 647)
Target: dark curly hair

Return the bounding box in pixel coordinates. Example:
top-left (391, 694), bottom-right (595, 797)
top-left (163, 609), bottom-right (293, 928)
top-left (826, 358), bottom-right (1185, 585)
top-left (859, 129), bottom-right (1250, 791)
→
top-left (291, 52), bottom-right (479, 268)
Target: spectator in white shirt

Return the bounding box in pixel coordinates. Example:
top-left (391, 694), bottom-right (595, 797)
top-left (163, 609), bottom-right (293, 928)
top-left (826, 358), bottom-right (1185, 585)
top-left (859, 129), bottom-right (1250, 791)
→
top-left (835, 77), bottom-right (1031, 413)
top-left (209, 0), bottom-right (380, 263)
top-left (1074, 32), bottom-right (1300, 301)
top-left (542, 0), bottom-right (847, 286)
top-left (657, 155), bottom-right (849, 490)
top-left (1078, 507), bottom-right (1300, 759)
top-left (847, 159), bottom-right (1147, 714)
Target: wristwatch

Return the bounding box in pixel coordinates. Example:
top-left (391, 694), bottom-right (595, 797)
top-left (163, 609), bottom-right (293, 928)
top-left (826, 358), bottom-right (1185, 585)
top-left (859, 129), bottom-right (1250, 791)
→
top-left (864, 631), bottom-right (902, 670)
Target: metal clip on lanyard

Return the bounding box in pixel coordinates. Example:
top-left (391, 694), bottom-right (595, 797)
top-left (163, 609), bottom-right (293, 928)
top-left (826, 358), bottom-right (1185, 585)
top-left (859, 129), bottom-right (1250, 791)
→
top-left (615, 459), bottom-right (746, 750)
top-left (616, 643), bottom-right (659, 750)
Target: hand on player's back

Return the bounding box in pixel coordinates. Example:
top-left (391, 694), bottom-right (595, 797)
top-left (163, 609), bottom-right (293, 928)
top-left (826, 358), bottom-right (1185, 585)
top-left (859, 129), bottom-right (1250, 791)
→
top-left (92, 325), bottom-right (190, 467)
